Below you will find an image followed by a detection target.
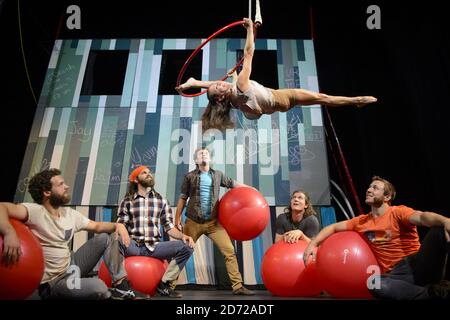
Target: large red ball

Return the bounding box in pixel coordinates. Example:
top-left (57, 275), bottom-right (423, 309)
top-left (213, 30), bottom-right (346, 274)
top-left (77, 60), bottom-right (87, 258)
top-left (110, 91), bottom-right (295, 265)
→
top-left (218, 187), bottom-right (270, 241)
top-left (316, 231), bottom-right (379, 298)
top-left (0, 219), bottom-right (44, 300)
top-left (99, 256), bottom-right (167, 295)
top-left (261, 240), bottom-right (322, 297)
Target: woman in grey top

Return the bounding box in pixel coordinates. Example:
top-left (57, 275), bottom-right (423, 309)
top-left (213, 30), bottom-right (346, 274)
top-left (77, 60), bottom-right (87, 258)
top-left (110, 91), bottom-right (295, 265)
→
top-left (176, 17), bottom-right (377, 131)
top-left (275, 189), bottom-right (320, 243)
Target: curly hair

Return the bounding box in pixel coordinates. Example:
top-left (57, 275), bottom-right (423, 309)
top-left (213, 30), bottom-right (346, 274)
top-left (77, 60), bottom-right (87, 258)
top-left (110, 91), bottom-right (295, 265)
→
top-left (283, 189), bottom-right (317, 219)
top-left (28, 168), bottom-right (61, 204)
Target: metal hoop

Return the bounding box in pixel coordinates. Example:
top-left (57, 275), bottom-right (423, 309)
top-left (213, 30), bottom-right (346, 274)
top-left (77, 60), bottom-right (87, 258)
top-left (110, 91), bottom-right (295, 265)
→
top-left (176, 20), bottom-right (258, 97)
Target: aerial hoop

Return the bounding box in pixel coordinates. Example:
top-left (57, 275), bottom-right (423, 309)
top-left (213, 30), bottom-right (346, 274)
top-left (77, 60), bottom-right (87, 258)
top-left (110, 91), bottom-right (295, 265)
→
top-left (177, 0), bottom-right (263, 97)
top-left (176, 20), bottom-right (260, 98)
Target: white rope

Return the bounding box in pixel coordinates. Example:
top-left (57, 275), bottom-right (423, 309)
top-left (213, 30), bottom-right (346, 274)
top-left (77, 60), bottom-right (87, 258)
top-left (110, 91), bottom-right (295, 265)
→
top-left (254, 0), bottom-right (262, 25)
top-left (248, 0), bottom-right (252, 20)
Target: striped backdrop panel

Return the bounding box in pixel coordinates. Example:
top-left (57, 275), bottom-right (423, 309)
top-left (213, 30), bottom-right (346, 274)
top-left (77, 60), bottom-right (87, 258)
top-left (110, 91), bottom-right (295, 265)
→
top-left (15, 38), bottom-right (330, 207)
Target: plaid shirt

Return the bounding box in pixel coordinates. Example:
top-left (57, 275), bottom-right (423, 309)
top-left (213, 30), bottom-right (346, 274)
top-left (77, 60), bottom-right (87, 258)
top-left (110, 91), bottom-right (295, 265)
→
top-left (117, 189), bottom-right (175, 251)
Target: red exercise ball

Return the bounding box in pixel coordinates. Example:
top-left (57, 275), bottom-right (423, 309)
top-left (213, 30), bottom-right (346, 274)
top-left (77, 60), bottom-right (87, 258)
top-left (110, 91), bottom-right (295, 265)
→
top-left (99, 256), bottom-right (167, 295)
top-left (0, 219), bottom-right (44, 300)
top-left (98, 261), bottom-right (113, 288)
top-left (218, 187), bottom-right (269, 241)
top-left (261, 240), bottom-right (322, 297)
top-left (316, 231), bottom-right (379, 299)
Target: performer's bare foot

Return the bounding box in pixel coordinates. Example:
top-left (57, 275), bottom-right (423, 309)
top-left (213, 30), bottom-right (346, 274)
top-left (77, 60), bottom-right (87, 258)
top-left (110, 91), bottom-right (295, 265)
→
top-left (175, 77), bottom-right (196, 93)
top-left (355, 96), bottom-right (377, 108)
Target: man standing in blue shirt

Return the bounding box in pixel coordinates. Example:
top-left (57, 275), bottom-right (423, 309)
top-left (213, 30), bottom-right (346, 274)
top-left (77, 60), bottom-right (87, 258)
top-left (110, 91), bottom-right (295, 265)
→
top-left (175, 148), bottom-right (254, 295)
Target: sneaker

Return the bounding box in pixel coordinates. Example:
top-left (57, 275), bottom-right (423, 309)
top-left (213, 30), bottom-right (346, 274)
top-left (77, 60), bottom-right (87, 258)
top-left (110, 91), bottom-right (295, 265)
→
top-left (156, 281), bottom-right (183, 298)
top-left (232, 286), bottom-right (255, 296)
top-left (428, 280), bottom-right (450, 300)
top-left (111, 279), bottom-right (150, 300)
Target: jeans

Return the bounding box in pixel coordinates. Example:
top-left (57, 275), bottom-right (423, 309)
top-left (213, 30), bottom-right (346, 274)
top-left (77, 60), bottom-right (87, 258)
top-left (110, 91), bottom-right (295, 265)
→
top-left (119, 238), bottom-right (193, 285)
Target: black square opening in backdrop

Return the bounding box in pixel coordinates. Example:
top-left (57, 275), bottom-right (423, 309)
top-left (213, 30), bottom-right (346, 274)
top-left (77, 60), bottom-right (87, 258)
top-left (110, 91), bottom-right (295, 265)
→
top-left (235, 50), bottom-right (279, 89)
top-left (81, 50), bottom-right (129, 95)
top-left (159, 50), bottom-right (203, 95)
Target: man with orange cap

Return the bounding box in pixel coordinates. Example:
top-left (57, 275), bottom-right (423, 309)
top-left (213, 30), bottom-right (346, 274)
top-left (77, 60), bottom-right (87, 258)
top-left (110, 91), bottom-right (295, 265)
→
top-left (117, 165), bottom-right (195, 298)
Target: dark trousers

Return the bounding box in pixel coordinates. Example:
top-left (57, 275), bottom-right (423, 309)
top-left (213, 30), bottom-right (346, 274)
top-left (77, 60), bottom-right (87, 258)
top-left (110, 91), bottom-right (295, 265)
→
top-left (369, 227), bottom-right (449, 300)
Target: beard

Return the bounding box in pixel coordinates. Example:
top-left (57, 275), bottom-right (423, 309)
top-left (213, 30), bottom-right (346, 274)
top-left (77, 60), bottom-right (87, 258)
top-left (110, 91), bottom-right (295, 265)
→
top-left (49, 192), bottom-right (71, 207)
top-left (138, 176), bottom-right (155, 189)
top-left (366, 195), bottom-right (384, 207)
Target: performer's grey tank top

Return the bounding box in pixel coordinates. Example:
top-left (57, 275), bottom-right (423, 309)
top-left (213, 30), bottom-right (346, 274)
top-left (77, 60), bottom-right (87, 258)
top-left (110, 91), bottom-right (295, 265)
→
top-left (232, 80), bottom-right (273, 120)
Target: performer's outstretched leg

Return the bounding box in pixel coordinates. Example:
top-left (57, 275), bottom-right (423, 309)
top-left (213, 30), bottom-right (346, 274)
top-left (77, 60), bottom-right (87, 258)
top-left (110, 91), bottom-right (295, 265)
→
top-left (270, 88), bottom-right (377, 112)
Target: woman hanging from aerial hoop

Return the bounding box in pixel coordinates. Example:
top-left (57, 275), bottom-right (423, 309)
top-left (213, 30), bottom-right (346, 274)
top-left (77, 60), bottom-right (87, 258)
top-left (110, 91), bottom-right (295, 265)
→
top-left (176, 17), bottom-right (377, 132)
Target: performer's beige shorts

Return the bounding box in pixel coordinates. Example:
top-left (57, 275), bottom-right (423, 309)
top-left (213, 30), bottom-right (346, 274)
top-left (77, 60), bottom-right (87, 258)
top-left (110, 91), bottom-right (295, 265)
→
top-left (269, 89), bottom-right (298, 112)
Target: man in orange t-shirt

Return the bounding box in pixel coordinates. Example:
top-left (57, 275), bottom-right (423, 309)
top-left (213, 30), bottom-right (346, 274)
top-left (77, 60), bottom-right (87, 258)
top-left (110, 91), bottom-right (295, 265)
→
top-left (304, 176), bottom-right (450, 300)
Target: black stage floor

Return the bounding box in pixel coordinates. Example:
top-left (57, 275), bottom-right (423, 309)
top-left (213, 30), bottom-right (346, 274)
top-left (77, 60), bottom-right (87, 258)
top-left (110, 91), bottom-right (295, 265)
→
top-left (152, 288), bottom-right (335, 300)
